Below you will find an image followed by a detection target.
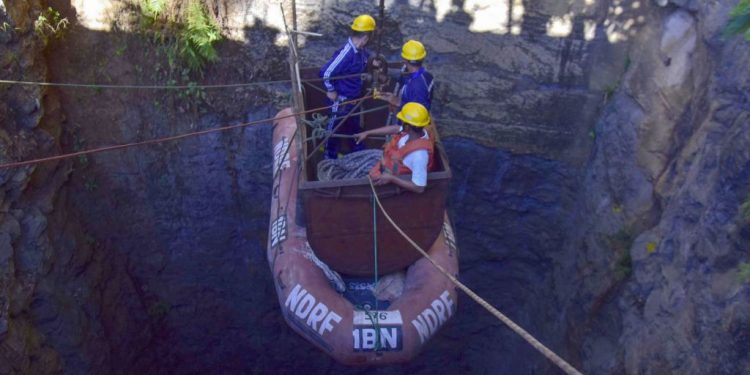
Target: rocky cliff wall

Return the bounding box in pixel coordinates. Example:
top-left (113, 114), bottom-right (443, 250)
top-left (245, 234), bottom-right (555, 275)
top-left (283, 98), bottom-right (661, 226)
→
top-left (0, 0), bottom-right (747, 374)
top-left (563, 1), bottom-right (750, 373)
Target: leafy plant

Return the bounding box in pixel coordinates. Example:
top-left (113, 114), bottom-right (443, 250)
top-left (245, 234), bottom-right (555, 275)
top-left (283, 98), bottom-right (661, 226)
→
top-left (34, 7), bottom-right (69, 43)
top-left (140, 0), bottom-right (168, 20)
top-left (603, 83), bottom-right (619, 102)
top-left (615, 251), bottom-right (632, 278)
top-left (148, 301), bottom-right (170, 320)
top-left (115, 44), bottom-right (127, 57)
top-left (138, 0), bottom-right (221, 75)
top-left (741, 194), bottom-right (750, 221)
top-left (724, 0), bottom-right (750, 40)
top-left (73, 136), bottom-right (90, 167)
top-left (84, 177), bottom-right (98, 192)
top-left (179, 0), bottom-right (221, 73)
top-left (608, 228), bottom-right (634, 279)
top-left (738, 262), bottom-right (750, 284)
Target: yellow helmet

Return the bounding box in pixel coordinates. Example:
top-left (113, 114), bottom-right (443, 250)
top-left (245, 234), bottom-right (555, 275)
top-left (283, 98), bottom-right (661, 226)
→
top-left (351, 15), bottom-right (376, 32)
top-left (397, 102), bottom-right (431, 127)
top-left (401, 40), bottom-right (427, 62)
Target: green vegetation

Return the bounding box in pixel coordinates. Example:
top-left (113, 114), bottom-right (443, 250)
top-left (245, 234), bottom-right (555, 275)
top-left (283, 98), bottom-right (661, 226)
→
top-left (139, 0), bottom-right (222, 75)
top-left (73, 136), bottom-right (89, 167)
top-left (724, 0), bottom-right (750, 40)
top-left (608, 229), bottom-right (635, 279)
top-left (84, 177), bottom-right (98, 192)
top-left (164, 67), bottom-right (207, 102)
top-left (34, 7), bottom-right (69, 43)
top-left (741, 194), bottom-right (750, 221)
top-left (603, 83), bottom-right (618, 102)
top-left (615, 251), bottom-right (632, 278)
top-left (609, 229), bottom-right (634, 252)
top-left (84, 233), bottom-right (97, 246)
top-left (738, 262), bottom-right (750, 284)
top-left (115, 44), bottom-right (127, 57)
top-left (179, 1), bottom-right (221, 72)
top-left (148, 301), bottom-right (170, 320)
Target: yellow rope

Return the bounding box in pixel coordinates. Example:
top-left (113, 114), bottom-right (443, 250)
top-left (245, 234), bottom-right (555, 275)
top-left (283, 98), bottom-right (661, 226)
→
top-left (367, 177), bottom-right (584, 375)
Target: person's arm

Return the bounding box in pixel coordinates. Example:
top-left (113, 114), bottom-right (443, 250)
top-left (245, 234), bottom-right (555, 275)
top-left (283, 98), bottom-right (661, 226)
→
top-left (372, 173), bottom-right (425, 193)
top-left (377, 92), bottom-right (401, 107)
top-left (354, 125), bottom-right (400, 143)
top-left (320, 46), bottom-right (351, 100)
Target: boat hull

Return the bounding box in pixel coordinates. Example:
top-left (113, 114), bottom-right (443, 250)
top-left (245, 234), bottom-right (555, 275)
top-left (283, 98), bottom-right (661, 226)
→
top-left (268, 109), bottom-right (460, 365)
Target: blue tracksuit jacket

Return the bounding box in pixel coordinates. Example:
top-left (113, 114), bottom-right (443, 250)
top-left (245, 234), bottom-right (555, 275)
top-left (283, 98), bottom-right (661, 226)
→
top-left (399, 67), bottom-right (434, 111)
top-left (319, 38), bottom-right (370, 99)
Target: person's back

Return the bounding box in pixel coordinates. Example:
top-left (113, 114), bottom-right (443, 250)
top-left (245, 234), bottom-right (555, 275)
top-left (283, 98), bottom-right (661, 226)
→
top-left (399, 67), bottom-right (433, 111)
top-left (398, 40), bottom-right (433, 111)
top-left (319, 39), bottom-right (369, 100)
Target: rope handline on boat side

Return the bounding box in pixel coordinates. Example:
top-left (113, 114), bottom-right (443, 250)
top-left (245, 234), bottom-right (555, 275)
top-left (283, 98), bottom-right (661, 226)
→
top-left (366, 177), bottom-right (585, 375)
top-left (0, 96), bottom-right (371, 170)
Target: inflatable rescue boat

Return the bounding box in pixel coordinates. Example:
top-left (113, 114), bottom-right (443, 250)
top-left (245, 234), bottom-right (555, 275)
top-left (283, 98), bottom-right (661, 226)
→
top-left (266, 62), bottom-right (459, 365)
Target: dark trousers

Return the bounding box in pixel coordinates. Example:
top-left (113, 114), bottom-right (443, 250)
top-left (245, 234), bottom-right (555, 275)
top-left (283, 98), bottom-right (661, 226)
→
top-left (325, 95), bottom-right (363, 159)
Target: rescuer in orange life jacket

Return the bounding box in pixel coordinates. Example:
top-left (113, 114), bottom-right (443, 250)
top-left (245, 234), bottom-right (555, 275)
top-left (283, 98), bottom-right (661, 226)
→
top-left (354, 102), bottom-right (434, 193)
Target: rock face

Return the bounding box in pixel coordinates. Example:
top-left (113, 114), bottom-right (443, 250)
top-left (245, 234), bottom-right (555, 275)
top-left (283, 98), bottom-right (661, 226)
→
top-left (0, 0), bottom-right (748, 374)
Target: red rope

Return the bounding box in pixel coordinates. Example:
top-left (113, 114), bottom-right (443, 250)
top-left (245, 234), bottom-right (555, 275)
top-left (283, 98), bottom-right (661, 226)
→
top-left (0, 96), bottom-right (373, 169)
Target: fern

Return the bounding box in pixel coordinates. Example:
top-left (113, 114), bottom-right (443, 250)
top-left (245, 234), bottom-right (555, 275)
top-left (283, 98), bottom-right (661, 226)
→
top-left (140, 0), bottom-right (167, 19)
top-left (724, 0), bottom-right (750, 40)
top-left (178, 1), bottom-right (221, 73)
top-left (139, 0), bottom-right (221, 75)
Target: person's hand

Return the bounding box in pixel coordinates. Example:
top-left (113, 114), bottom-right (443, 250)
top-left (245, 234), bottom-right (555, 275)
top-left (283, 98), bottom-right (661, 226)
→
top-left (373, 173), bottom-right (394, 186)
top-left (326, 91), bottom-right (338, 101)
top-left (354, 131), bottom-right (369, 144)
top-left (378, 92), bottom-right (399, 106)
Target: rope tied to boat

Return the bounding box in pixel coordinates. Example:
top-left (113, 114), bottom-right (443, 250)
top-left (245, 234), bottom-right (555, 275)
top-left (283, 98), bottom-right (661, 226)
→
top-left (301, 105), bottom-right (390, 144)
top-left (301, 112), bottom-right (330, 141)
top-left (367, 177), bottom-right (584, 375)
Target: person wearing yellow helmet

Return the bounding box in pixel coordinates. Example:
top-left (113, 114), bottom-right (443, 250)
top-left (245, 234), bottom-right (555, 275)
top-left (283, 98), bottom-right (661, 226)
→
top-left (319, 14), bottom-right (377, 160)
top-left (354, 102), bottom-right (434, 193)
top-left (377, 39), bottom-right (434, 113)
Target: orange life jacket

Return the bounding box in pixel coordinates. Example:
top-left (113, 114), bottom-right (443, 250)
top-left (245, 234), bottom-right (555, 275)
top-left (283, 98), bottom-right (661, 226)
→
top-left (369, 132), bottom-right (434, 178)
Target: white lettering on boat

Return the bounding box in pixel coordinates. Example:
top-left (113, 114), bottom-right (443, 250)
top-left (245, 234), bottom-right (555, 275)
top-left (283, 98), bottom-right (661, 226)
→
top-left (411, 291), bottom-right (455, 344)
top-left (443, 221), bottom-right (458, 256)
top-left (285, 284), bottom-right (342, 335)
top-left (352, 310), bottom-right (403, 351)
top-left (270, 215), bottom-right (287, 247)
top-left (273, 137), bottom-right (290, 174)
